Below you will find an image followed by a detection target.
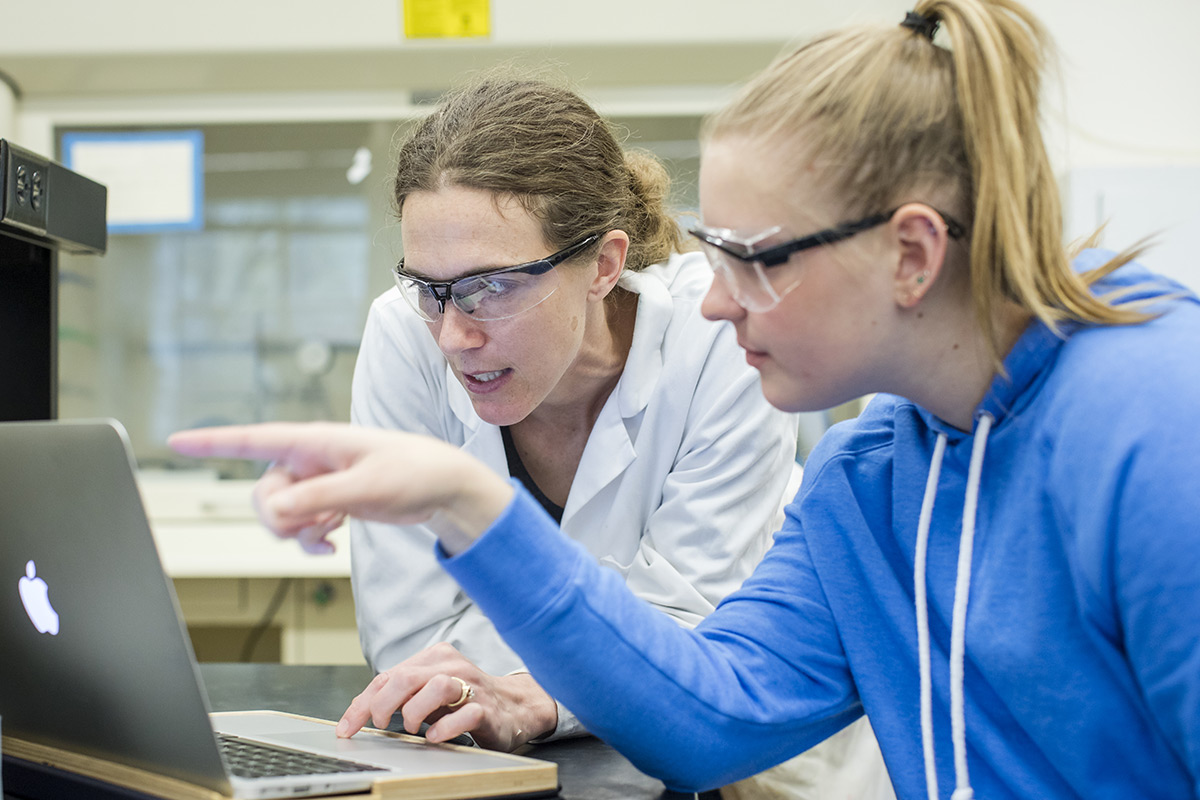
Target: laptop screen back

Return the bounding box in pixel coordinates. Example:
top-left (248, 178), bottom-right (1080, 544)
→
top-left (0, 419), bottom-right (231, 793)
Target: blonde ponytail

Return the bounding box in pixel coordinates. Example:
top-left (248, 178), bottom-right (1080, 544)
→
top-left (915, 0), bottom-right (1148, 358)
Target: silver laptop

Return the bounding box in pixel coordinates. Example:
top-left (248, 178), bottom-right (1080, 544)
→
top-left (0, 418), bottom-right (555, 799)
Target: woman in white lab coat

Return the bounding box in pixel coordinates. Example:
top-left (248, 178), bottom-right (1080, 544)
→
top-left (346, 76), bottom-right (801, 750)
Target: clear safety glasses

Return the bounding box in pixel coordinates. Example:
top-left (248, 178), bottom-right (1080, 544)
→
top-left (392, 234), bottom-right (599, 322)
top-left (688, 208), bottom-right (965, 313)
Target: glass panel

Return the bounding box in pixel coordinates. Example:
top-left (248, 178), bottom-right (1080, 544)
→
top-left (57, 121), bottom-right (397, 477)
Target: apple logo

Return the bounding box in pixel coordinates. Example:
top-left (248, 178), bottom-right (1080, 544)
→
top-left (19, 560), bottom-right (59, 635)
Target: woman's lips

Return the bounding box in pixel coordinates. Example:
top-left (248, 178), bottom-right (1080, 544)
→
top-left (744, 350), bottom-right (768, 368)
top-left (739, 341), bottom-right (769, 369)
top-left (462, 368), bottom-right (513, 394)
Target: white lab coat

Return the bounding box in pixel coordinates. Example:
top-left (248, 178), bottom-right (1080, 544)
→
top-left (348, 251), bottom-right (800, 736)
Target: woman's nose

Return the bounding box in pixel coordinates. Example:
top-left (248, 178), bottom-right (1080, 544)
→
top-left (700, 271), bottom-right (746, 323)
top-left (434, 303), bottom-right (486, 354)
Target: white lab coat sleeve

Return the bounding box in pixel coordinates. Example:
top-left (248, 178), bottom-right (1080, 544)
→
top-left (348, 294), bottom-right (525, 674)
top-left (597, 321), bottom-right (799, 630)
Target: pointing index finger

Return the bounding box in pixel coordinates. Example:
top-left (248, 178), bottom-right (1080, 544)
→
top-left (168, 422), bottom-right (366, 467)
top-left (337, 672), bottom-right (390, 738)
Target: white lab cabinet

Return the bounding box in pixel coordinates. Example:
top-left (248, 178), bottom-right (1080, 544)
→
top-left (138, 475), bottom-right (364, 665)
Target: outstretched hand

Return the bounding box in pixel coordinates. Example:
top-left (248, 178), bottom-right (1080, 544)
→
top-left (336, 643), bottom-right (559, 752)
top-left (168, 422), bottom-right (514, 555)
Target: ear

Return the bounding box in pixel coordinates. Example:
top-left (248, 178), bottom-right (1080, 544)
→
top-left (891, 203), bottom-right (951, 308)
top-left (589, 230), bottom-right (630, 300)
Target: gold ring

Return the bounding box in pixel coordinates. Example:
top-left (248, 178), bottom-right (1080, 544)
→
top-left (446, 676), bottom-right (474, 709)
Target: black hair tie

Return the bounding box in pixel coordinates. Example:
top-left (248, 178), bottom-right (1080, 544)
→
top-left (900, 10), bottom-right (940, 41)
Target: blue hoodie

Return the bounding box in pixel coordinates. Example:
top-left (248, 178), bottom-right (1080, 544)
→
top-left (442, 252), bottom-right (1200, 799)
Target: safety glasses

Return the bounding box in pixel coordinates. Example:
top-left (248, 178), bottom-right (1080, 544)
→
top-left (689, 208), bottom-right (964, 312)
top-left (392, 234), bottom-right (599, 322)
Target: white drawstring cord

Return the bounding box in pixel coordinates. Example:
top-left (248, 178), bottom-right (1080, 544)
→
top-left (948, 413), bottom-right (993, 800)
top-left (915, 413), bottom-right (993, 800)
top-left (915, 432), bottom-right (947, 800)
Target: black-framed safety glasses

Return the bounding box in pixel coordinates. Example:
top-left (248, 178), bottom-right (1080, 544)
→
top-left (688, 208), bottom-right (965, 312)
top-left (392, 233), bottom-right (600, 322)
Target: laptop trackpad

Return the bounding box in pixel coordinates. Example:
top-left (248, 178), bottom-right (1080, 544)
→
top-left (268, 729), bottom-right (435, 759)
top-left (262, 729), bottom-right (525, 772)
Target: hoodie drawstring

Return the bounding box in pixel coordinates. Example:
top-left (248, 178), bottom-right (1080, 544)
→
top-left (915, 432), bottom-right (946, 800)
top-left (915, 413), bottom-right (994, 800)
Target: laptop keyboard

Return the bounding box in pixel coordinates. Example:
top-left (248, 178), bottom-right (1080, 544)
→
top-left (217, 732), bottom-right (389, 779)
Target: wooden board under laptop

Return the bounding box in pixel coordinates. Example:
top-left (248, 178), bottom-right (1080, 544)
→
top-left (2, 713), bottom-right (559, 800)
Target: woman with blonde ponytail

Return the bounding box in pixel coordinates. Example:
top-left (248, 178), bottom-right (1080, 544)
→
top-left (172, 3), bottom-right (1200, 798)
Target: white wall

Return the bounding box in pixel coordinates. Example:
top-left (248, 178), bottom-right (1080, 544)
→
top-left (1065, 166), bottom-right (1200, 291)
top-left (5, 0), bottom-right (1197, 168)
top-left (3, 0), bottom-right (885, 52)
top-left (1038, 1), bottom-right (1200, 169)
top-left (1033, 2), bottom-right (1200, 283)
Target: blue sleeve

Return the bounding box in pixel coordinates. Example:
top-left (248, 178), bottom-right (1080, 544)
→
top-left (1052, 311), bottom-right (1200, 788)
top-left (1107, 382), bottom-right (1200, 784)
top-left (1117, 458), bottom-right (1200, 791)
top-left (440, 483), bottom-right (860, 792)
